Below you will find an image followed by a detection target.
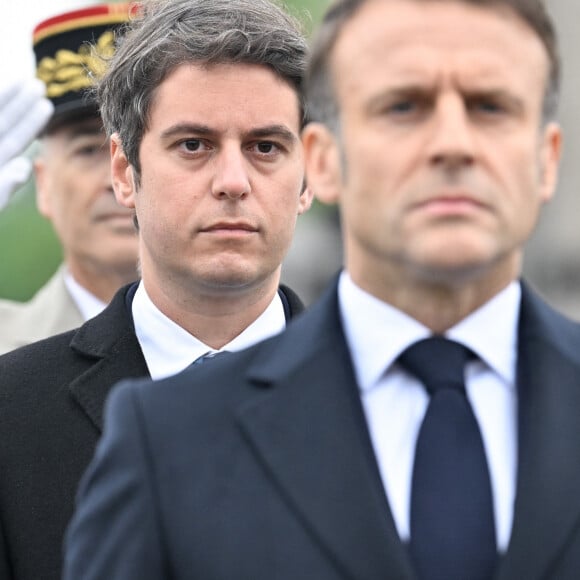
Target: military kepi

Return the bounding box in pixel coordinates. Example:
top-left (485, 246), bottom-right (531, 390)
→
top-left (33, 3), bottom-right (134, 133)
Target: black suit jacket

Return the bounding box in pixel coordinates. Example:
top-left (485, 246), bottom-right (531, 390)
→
top-left (64, 281), bottom-right (580, 580)
top-left (0, 283), bottom-right (302, 580)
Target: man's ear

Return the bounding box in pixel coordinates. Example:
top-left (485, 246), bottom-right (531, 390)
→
top-left (538, 121), bottom-right (562, 204)
top-left (110, 133), bottom-right (136, 208)
top-left (297, 180), bottom-right (314, 216)
top-left (302, 122), bottom-right (342, 206)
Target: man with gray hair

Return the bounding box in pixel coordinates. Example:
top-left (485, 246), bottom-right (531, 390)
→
top-left (65, 0), bottom-right (580, 579)
top-left (0, 1), bottom-right (310, 579)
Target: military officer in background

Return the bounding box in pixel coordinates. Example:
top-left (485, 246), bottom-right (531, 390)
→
top-left (0, 3), bottom-right (139, 354)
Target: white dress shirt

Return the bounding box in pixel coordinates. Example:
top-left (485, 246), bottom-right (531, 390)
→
top-left (338, 272), bottom-right (520, 552)
top-left (132, 282), bottom-right (286, 380)
top-left (64, 269), bottom-right (107, 321)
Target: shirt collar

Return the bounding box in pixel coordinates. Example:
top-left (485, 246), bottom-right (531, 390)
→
top-left (447, 282), bottom-right (520, 385)
top-left (63, 269), bottom-right (107, 321)
top-left (338, 272), bottom-right (520, 391)
top-left (132, 282), bottom-right (286, 380)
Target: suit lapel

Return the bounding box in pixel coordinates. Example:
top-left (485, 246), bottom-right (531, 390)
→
top-left (68, 285), bottom-right (149, 431)
top-left (278, 284), bottom-right (305, 320)
top-left (237, 285), bottom-right (415, 580)
top-left (67, 283), bottom-right (300, 432)
top-left (497, 285), bottom-right (580, 580)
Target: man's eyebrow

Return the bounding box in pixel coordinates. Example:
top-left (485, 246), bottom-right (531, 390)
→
top-left (366, 84), bottom-right (525, 111)
top-left (365, 85), bottom-right (434, 108)
top-left (160, 123), bottom-right (215, 140)
top-left (463, 88), bottom-right (524, 109)
top-left (68, 126), bottom-right (106, 140)
top-left (246, 125), bottom-right (297, 143)
top-left (160, 123), bottom-right (297, 143)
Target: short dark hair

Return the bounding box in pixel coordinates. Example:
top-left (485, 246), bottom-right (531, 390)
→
top-left (97, 0), bottom-right (308, 184)
top-left (305, 0), bottom-right (560, 131)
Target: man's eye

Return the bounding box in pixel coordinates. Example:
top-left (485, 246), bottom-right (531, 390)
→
top-left (78, 146), bottom-right (99, 155)
top-left (256, 142), bottom-right (276, 154)
top-left (388, 101), bottom-right (416, 114)
top-left (182, 139), bottom-right (203, 152)
top-left (471, 100), bottom-right (504, 115)
top-left (74, 143), bottom-right (104, 157)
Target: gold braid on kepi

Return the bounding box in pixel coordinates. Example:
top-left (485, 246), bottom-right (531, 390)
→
top-left (32, 3), bottom-right (138, 133)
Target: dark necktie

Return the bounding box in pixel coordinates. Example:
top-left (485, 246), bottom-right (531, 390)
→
top-left (398, 337), bottom-right (497, 580)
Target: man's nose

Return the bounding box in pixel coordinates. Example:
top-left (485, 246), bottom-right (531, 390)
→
top-left (211, 146), bottom-right (251, 200)
top-left (427, 95), bottom-right (476, 171)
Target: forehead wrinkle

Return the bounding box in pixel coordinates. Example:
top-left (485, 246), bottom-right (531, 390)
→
top-left (330, 0), bottom-right (550, 95)
top-left (336, 47), bottom-right (547, 125)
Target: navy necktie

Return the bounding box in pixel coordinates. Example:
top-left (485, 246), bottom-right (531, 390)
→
top-left (398, 337), bottom-right (497, 580)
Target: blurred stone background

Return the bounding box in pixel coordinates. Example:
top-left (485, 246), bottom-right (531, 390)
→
top-left (1, 0), bottom-right (578, 314)
top-left (520, 0), bottom-right (580, 319)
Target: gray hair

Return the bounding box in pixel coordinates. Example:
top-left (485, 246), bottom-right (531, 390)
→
top-left (305, 0), bottom-right (561, 133)
top-left (97, 0), bottom-right (308, 183)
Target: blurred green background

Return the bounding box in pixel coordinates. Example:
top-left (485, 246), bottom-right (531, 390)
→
top-left (0, 0), bottom-right (330, 301)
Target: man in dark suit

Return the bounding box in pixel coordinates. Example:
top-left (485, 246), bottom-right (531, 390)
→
top-left (0, 1), bottom-right (311, 579)
top-left (65, 0), bottom-right (579, 578)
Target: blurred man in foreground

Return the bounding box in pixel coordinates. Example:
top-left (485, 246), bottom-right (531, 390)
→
top-left (65, 1), bottom-right (580, 579)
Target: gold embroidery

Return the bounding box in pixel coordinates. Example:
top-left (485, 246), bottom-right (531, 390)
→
top-left (37, 31), bottom-right (116, 98)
